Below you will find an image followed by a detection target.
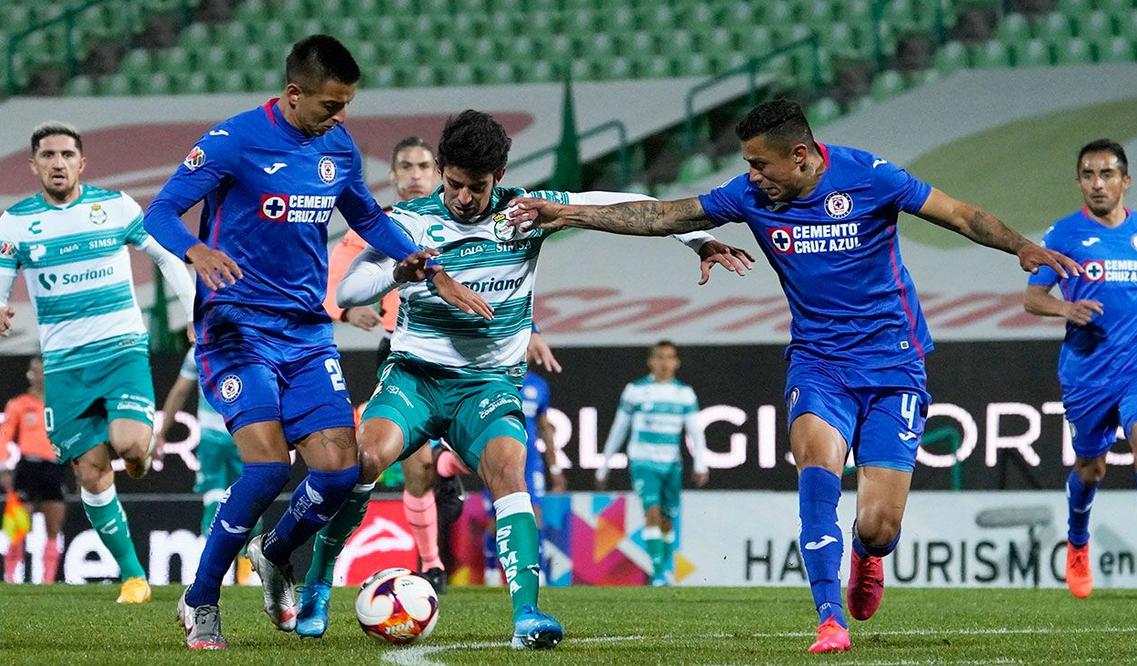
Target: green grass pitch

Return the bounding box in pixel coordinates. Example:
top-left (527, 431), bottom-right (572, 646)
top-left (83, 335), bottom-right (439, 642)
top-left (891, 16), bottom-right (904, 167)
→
top-left (2, 585), bottom-right (1136, 664)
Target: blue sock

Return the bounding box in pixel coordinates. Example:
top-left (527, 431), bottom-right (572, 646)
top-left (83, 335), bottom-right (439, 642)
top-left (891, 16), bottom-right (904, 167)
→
top-left (1066, 470), bottom-right (1097, 548)
top-left (187, 462), bottom-right (290, 606)
top-left (262, 466), bottom-right (359, 566)
top-left (851, 520), bottom-right (901, 558)
top-left (798, 466), bottom-right (846, 628)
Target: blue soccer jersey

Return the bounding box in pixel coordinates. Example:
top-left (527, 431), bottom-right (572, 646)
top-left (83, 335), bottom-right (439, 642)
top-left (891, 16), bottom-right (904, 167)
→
top-left (1029, 208), bottom-right (1137, 387)
top-left (698, 143), bottom-right (933, 367)
top-left (144, 98), bottom-right (418, 323)
top-left (521, 372), bottom-right (550, 478)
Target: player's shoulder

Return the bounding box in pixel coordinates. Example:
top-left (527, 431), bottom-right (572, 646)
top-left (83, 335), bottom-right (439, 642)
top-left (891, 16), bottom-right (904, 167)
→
top-left (825, 143), bottom-right (888, 177)
top-left (631, 375), bottom-right (655, 387)
top-left (519, 188), bottom-right (570, 204)
top-left (3, 193), bottom-right (51, 218)
top-left (78, 184), bottom-right (126, 205)
top-left (1049, 210), bottom-right (1087, 233)
top-left (393, 193), bottom-right (447, 220)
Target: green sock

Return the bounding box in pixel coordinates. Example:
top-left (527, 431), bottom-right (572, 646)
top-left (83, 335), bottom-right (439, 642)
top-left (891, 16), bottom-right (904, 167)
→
top-left (494, 493), bottom-right (541, 621)
top-left (81, 485), bottom-right (145, 580)
top-left (644, 532), bottom-right (665, 579)
top-left (306, 482), bottom-right (374, 585)
top-left (662, 530), bottom-right (676, 575)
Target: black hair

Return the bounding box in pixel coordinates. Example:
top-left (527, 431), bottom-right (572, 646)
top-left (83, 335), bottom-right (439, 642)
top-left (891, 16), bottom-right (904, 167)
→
top-left (651, 340), bottom-right (679, 355)
top-left (735, 98), bottom-right (814, 150)
top-left (390, 136), bottom-right (435, 166)
top-left (285, 34), bottom-right (361, 91)
top-left (1077, 138), bottom-right (1128, 176)
top-left (436, 110), bottom-right (511, 174)
top-left (31, 121), bottom-right (82, 154)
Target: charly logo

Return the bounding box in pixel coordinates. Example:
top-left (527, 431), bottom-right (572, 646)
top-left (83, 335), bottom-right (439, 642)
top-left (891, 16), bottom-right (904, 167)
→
top-left (89, 203), bottom-right (107, 225)
top-left (219, 375), bottom-right (242, 402)
top-left (824, 191), bottom-right (853, 219)
top-left (492, 212), bottom-right (516, 241)
top-left (318, 156), bottom-right (336, 184)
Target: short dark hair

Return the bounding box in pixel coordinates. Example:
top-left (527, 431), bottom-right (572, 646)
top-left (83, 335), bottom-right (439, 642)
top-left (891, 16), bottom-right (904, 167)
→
top-left (437, 110), bottom-right (511, 174)
top-left (390, 136), bottom-right (435, 166)
top-left (651, 340), bottom-right (679, 355)
top-left (285, 34), bottom-right (360, 91)
top-left (735, 98), bottom-right (814, 150)
top-left (1077, 138), bottom-right (1128, 176)
top-left (31, 122), bottom-right (82, 154)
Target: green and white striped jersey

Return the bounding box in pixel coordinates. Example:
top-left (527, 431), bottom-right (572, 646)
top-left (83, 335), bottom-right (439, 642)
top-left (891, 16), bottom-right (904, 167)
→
top-left (384, 186), bottom-right (568, 373)
top-left (0, 186), bottom-right (150, 372)
top-left (178, 350), bottom-right (226, 436)
top-left (600, 375), bottom-right (707, 474)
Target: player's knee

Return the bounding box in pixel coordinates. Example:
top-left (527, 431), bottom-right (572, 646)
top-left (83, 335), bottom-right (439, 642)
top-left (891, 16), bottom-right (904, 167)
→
top-left (357, 435), bottom-right (401, 483)
top-left (855, 505), bottom-right (901, 547)
top-left (1074, 456), bottom-right (1107, 484)
top-left (73, 463), bottom-right (113, 494)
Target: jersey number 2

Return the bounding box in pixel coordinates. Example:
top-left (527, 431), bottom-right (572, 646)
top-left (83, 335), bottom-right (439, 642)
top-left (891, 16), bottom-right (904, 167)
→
top-left (325, 359), bottom-right (347, 391)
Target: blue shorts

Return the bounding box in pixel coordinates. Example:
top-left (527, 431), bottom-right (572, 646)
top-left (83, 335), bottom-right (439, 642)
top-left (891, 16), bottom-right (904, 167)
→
top-left (786, 355), bottom-right (930, 472)
top-left (195, 304), bottom-right (355, 445)
top-left (1062, 381), bottom-right (1137, 459)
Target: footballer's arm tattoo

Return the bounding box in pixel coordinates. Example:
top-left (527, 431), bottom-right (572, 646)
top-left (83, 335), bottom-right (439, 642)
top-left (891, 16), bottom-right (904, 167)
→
top-left (561, 197), bottom-right (714, 236)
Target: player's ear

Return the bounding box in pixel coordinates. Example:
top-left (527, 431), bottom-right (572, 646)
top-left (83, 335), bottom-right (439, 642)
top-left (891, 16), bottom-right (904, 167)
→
top-left (493, 168), bottom-right (506, 185)
top-left (78, 154), bottom-right (87, 175)
top-left (284, 81), bottom-right (304, 105)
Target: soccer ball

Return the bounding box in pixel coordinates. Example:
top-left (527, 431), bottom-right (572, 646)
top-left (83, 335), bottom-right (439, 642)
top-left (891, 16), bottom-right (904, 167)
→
top-left (355, 567), bottom-right (440, 644)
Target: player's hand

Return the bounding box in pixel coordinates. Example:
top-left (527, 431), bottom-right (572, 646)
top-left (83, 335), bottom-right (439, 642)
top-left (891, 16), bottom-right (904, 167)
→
top-left (186, 243), bottom-right (243, 290)
top-left (550, 471), bottom-right (567, 493)
top-left (185, 326), bottom-right (196, 345)
top-left (693, 471), bottom-right (710, 488)
top-left (507, 197), bottom-right (570, 233)
top-left (0, 305), bottom-right (14, 336)
top-left (697, 239), bottom-right (755, 285)
top-left (432, 270), bottom-right (494, 320)
top-left (1063, 300), bottom-right (1103, 326)
top-left (1018, 243), bottom-right (1082, 279)
top-left (345, 306), bottom-right (382, 331)
top-left (153, 433), bottom-right (166, 463)
top-left (527, 332), bottom-right (562, 373)
top-left (393, 249), bottom-right (441, 284)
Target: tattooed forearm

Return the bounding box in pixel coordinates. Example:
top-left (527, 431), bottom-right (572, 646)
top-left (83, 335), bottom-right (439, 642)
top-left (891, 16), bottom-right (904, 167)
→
top-left (561, 197), bottom-right (713, 236)
top-left (962, 207), bottom-right (1031, 255)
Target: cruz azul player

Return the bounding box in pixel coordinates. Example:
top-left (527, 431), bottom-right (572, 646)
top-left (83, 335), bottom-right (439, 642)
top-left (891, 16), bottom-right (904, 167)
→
top-left (512, 99), bottom-right (1081, 653)
top-left (1024, 139), bottom-right (1135, 600)
top-left (143, 35), bottom-right (487, 650)
top-left (0, 122), bottom-right (196, 604)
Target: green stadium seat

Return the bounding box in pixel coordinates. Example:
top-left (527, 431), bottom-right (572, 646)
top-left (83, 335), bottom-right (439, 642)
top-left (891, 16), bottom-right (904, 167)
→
top-left (420, 0), bottom-right (449, 13)
top-left (806, 97), bottom-right (840, 126)
top-left (517, 59), bottom-right (555, 83)
top-left (870, 69), bottom-right (905, 100)
top-left (601, 56), bottom-right (633, 80)
top-left (997, 13), bottom-right (1031, 43)
top-left (480, 62), bottom-right (516, 84)
top-left (1095, 35), bottom-right (1134, 63)
top-left (547, 34), bottom-right (573, 60)
top-left (354, 42), bottom-right (379, 66)
top-left (635, 55), bottom-right (675, 78)
top-left (667, 30), bottom-right (695, 57)
top-left (1014, 39), bottom-right (1052, 67)
top-left (261, 19), bottom-right (289, 46)
top-left (156, 47), bottom-right (192, 76)
top-left (181, 22), bottom-right (211, 46)
top-left (562, 10), bottom-right (595, 37)
top-left (1074, 10), bottom-right (1115, 39)
top-left (801, 0), bottom-right (834, 27)
top-left (209, 71), bottom-right (248, 93)
top-left (199, 47), bottom-right (228, 72)
top-left (439, 62), bottom-right (475, 86)
top-left (699, 27), bottom-right (735, 57)
top-left (238, 0), bottom-right (266, 21)
top-left (677, 154), bottom-right (713, 183)
top-left (582, 33), bottom-right (615, 58)
top-left (970, 40), bottom-right (1010, 68)
top-left (641, 5), bottom-right (674, 32)
top-left (96, 73), bottom-right (131, 96)
top-left (63, 75), bottom-right (95, 96)
top-left (934, 40), bottom-right (968, 74)
top-left (1056, 37), bottom-right (1093, 64)
top-left (841, 0), bottom-right (872, 24)
top-left (678, 52), bottom-right (712, 77)
top-left (370, 65), bottom-right (396, 88)
top-left (616, 31), bottom-right (656, 57)
top-left (567, 58), bottom-right (591, 82)
top-left (408, 64), bottom-right (436, 87)
top-left (718, 3), bottom-right (752, 25)
top-left (175, 72), bottom-right (210, 95)
top-left (602, 6), bottom-right (636, 32)
top-left (683, 3), bottom-right (716, 31)
top-left (216, 22), bottom-right (249, 52)
top-left (142, 72), bottom-right (173, 95)
top-left (118, 50), bottom-right (152, 78)
top-left (252, 69), bottom-right (280, 91)
top-left (1056, 0), bottom-right (1092, 17)
top-left (904, 68), bottom-right (940, 88)
top-left (1117, 12), bottom-right (1137, 40)
top-left (735, 25), bottom-right (775, 56)
top-left (1034, 12), bottom-right (1073, 47)
top-left (1100, 0), bottom-right (1135, 21)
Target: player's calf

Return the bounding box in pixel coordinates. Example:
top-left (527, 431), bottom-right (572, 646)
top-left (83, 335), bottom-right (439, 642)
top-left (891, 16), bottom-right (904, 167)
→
top-left (847, 521), bottom-right (898, 621)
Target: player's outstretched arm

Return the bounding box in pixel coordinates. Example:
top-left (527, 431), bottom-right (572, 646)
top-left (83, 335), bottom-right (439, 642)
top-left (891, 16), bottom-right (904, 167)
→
top-left (155, 374), bottom-right (196, 461)
top-left (527, 331), bottom-right (561, 373)
top-left (510, 196), bottom-right (714, 236)
top-left (915, 188), bottom-right (1082, 278)
top-left (0, 271), bottom-right (15, 336)
top-left (1023, 284), bottom-right (1102, 326)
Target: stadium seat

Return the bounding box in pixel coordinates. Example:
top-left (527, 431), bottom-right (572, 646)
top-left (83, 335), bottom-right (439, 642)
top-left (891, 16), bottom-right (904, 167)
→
top-left (970, 40), bottom-right (1010, 68)
top-left (439, 62), bottom-right (475, 86)
top-left (1095, 35), bottom-right (1134, 63)
top-left (934, 40), bottom-right (968, 74)
top-left (143, 72), bottom-right (173, 95)
top-left (997, 13), bottom-right (1031, 44)
top-left (1074, 10), bottom-right (1115, 39)
top-left (869, 69), bottom-right (905, 100)
top-left (370, 65), bottom-right (396, 88)
top-left (96, 73), bottom-right (131, 96)
top-left (1034, 12), bottom-right (1073, 48)
top-left (677, 153), bottom-right (714, 183)
top-left (251, 69), bottom-right (279, 91)
top-left (1056, 0), bottom-right (1092, 18)
top-left (1055, 37), bottom-right (1093, 64)
top-left (63, 75), bottom-right (95, 95)
top-left (806, 96), bottom-right (840, 126)
top-left (1013, 39), bottom-right (1052, 67)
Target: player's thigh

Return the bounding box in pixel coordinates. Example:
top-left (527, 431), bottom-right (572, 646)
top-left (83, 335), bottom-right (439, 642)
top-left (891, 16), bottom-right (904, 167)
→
top-left (197, 343), bottom-right (282, 439)
top-left (359, 360), bottom-right (444, 473)
top-left (853, 387), bottom-right (929, 473)
top-left (193, 432), bottom-right (232, 494)
top-left (659, 463), bottom-right (683, 522)
top-left (42, 367), bottom-right (108, 465)
top-left (630, 463), bottom-right (664, 510)
top-left (102, 352), bottom-right (157, 453)
top-left (447, 375), bottom-right (525, 473)
top-left (279, 345), bottom-right (356, 447)
top-left (1063, 386), bottom-right (1119, 461)
top-left (786, 361), bottom-right (857, 472)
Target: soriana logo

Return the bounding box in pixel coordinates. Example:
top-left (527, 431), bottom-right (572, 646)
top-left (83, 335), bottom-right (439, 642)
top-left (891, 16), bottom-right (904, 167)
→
top-left (333, 500), bottom-right (419, 586)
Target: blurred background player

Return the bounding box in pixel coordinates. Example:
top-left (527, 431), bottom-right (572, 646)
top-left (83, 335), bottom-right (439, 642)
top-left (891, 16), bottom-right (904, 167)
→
top-left (1, 358), bottom-right (65, 584)
top-left (511, 98), bottom-right (1080, 653)
top-left (143, 35), bottom-right (480, 650)
top-left (1024, 139), bottom-right (1135, 600)
top-left (155, 349), bottom-right (260, 585)
top-left (0, 123), bottom-right (196, 604)
top-left (595, 341), bottom-right (707, 587)
top-left (307, 109), bottom-right (747, 648)
top-left (483, 347), bottom-right (566, 586)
